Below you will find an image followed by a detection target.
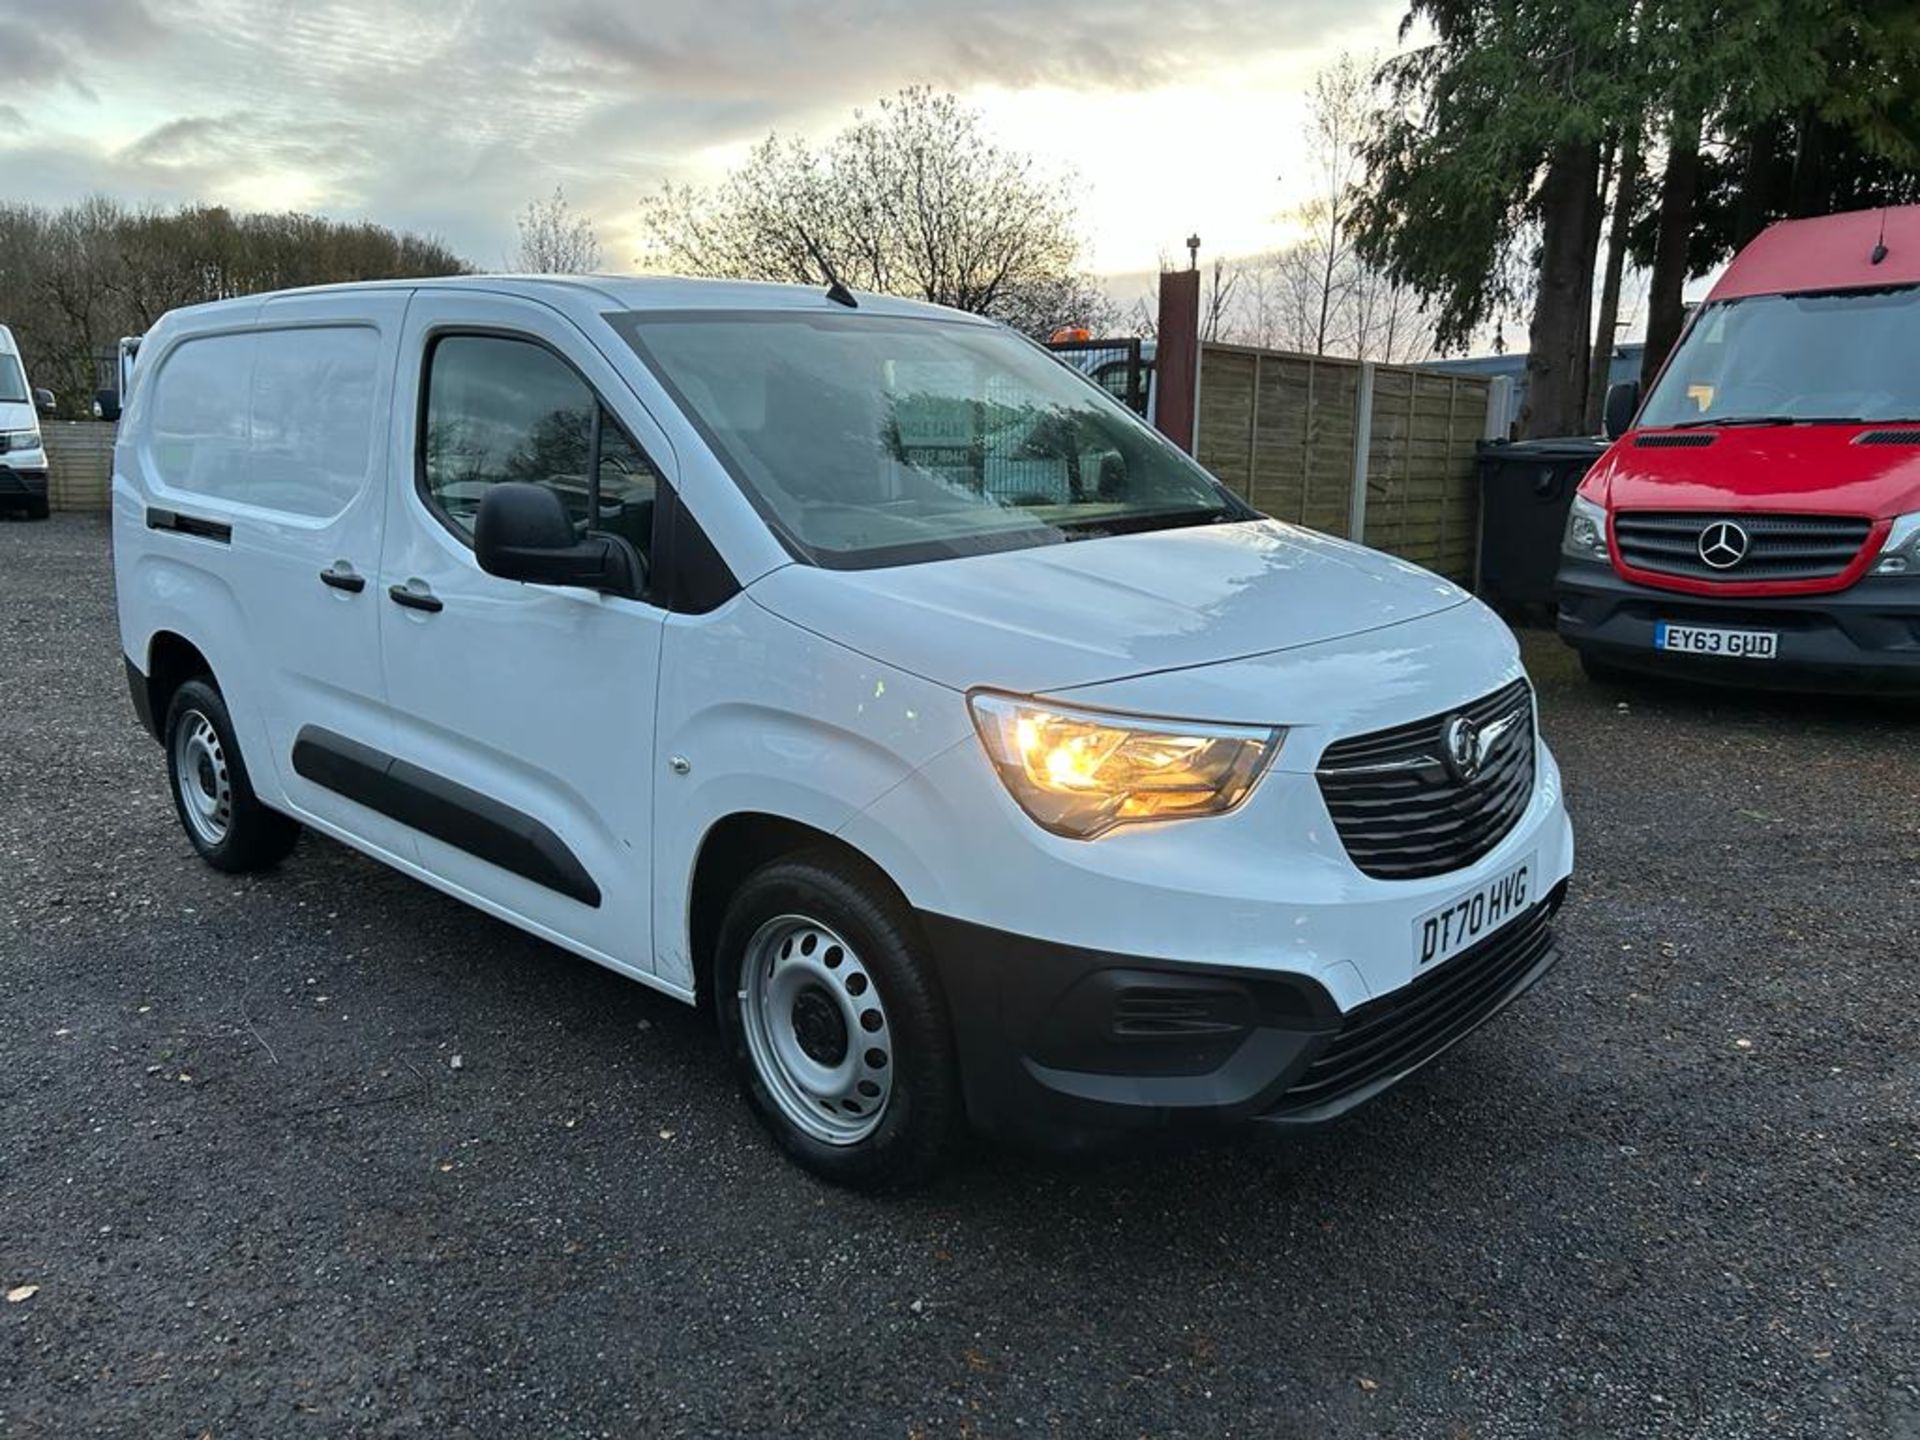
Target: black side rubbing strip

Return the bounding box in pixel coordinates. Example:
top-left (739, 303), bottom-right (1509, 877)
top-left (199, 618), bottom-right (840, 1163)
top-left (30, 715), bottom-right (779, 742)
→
top-left (146, 507), bottom-right (233, 543)
top-left (292, 726), bottom-right (601, 907)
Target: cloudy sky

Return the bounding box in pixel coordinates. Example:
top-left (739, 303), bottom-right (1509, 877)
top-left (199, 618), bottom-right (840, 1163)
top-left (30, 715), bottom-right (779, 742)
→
top-left (0, 0), bottom-right (1407, 279)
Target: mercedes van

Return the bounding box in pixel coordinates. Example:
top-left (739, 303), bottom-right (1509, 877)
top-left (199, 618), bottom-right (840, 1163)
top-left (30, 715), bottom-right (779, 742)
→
top-left (0, 324), bottom-right (51, 518)
top-left (113, 276), bottom-right (1573, 1186)
top-left (1559, 205), bottom-right (1920, 691)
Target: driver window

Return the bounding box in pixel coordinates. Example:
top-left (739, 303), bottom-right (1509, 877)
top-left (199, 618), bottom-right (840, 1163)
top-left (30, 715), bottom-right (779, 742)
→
top-left (421, 334), bottom-right (661, 567)
top-left (593, 413), bottom-right (659, 557)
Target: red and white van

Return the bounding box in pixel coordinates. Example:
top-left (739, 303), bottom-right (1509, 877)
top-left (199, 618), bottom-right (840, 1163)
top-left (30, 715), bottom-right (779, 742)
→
top-left (1558, 205), bottom-right (1920, 691)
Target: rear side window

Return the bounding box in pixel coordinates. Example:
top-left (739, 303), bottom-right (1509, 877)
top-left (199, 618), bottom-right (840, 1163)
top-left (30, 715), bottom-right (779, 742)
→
top-left (249, 327), bottom-right (380, 517)
top-left (150, 332), bottom-right (253, 500)
top-left (420, 334), bottom-right (660, 562)
top-left (148, 325), bottom-right (380, 519)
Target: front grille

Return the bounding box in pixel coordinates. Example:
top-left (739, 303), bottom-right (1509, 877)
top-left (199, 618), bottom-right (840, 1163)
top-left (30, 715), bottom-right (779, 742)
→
top-left (1615, 511), bottom-right (1871, 582)
top-left (1633, 431), bottom-right (1716, 448)
top-left (1315, 679), bottom-right (1534, 881)
top-left (1269, 898), bottom-right (1557, 1117)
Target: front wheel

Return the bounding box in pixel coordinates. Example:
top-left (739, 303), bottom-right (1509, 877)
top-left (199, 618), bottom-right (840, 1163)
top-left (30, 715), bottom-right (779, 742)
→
top-left (1578, 649), bottom-right (1637, 687)
top-left (714, 853), bottom-right (960, 1190)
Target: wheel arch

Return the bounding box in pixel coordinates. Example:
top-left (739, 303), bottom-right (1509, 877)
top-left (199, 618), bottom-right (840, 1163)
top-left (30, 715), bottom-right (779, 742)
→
top-left (145, 630), bottom-right (216, 728)
top-left (686, 812), bottom-right (914, 1014)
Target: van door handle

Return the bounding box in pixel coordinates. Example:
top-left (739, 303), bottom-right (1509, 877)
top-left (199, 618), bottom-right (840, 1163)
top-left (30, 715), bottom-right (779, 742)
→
top-left (387, 581), bottom-right (443, 614)
top-left (319, 562), bottom-right (366, 593)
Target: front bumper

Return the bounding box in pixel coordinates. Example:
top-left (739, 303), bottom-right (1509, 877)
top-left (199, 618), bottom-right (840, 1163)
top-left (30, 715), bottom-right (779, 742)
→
top-left (832, 608), bottom-right (1576, 1147)
top-left (921, 883), bottom-right (1565, 1148)
top-left (1558, 557), bottom-right (1920, 693)
top-left (0, 464), bottom-right (47, 508)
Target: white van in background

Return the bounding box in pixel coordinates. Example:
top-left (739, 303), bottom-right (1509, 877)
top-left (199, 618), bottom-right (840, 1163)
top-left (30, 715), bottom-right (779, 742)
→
top-left (94, 335), bottom-right (144, 422)
top-left (0, 324), bottom-right (53, 519)
top-left (113, 276), bottom-right (1573, 1187)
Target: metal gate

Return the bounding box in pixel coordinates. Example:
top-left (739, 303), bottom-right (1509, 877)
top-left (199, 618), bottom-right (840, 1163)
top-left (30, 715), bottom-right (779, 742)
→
top-left (1047, 336), bottom-right (1150, 417)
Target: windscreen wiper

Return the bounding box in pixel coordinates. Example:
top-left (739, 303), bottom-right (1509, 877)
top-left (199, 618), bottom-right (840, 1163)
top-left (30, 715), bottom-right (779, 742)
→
top-left (1671, 415), bottom-right (1867, 428)
top-left (1053, 508), bottom-right (1232, 540)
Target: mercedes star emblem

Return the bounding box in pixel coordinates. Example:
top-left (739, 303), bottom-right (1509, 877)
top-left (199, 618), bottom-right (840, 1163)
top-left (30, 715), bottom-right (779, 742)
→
top-left (1697, 520), bottom-right (1750, 570)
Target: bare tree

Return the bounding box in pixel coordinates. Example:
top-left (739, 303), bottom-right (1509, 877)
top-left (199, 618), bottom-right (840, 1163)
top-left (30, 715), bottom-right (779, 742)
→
top-left (1200, 257), bottom-right (1240, 342)
top-left (1347, 260), bottom-right (1435, 364)
top-left (639, 88), bottom-right (1101, 336)
top-left (1301, 56), bottom-right (1369, 355)
top-left (514, 186), bottom-right (602, 274)
top-left (1206, 54), bottom-right (1433, 362)
top-left (0, 196), bottom-right (467, 410)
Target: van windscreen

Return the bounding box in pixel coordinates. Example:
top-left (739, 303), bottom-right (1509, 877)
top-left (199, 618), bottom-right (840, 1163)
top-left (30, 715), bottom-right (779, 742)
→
top-left (616, 311), bottom-right (1245, 568)
top-left (1639, 285), bottom-right (1920, 429)
top-left (0, 354), bottom-right (26, 404)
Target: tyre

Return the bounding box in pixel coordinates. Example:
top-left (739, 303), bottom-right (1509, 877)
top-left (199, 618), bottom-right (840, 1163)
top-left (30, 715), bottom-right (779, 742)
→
top-left (714, 852), bottom-right (960, 1190)
top-left (1578, 649), bottom-right (1635, 686)
top-left (25, 497), bottom-right (49, 520)
top-left (163, 677), bottom-right (301, 872)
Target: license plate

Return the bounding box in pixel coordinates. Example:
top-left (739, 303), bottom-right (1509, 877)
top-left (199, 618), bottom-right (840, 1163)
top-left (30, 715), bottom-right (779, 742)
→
top-left (1414, 853), bottom-right (1535, 970)
top-left (1654, 622), bottom-right (1778, 659)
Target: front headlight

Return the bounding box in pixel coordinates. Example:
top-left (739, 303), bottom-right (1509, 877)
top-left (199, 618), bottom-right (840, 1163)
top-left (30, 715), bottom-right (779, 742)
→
top-left (1561, 492), bottom-right (1609, 562)
top-left (1871, 513), bottom-right (1920, 575)
top-left (0, 429), bottom-right (38, 449)
top-left (968, 692), bottom-right (1281, 840)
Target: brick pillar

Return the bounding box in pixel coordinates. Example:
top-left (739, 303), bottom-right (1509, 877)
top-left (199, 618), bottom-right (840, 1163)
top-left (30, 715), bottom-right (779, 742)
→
top-left (1154, 269), bottom-right (1200, 454)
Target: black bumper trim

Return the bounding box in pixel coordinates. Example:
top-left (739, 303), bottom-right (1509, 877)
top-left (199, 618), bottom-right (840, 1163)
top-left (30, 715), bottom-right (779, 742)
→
top-left (1557, 558), bottom-right (1920, 692)
top-left (1264, 900), bottom-right (1558, 1123)
top-left (125, 656), bottom-right (160, 743)
top-left (0, 468), bottom-right (47, 503)
top-left (918, 890), bottom-right (1563, 1149)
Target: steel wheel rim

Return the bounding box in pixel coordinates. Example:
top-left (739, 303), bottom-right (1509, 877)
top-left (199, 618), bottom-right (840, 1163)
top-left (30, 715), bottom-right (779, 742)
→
top-left (173, 710), bottom-right (232, 847)
top-left (738, 914), bottom-right (894, 1146)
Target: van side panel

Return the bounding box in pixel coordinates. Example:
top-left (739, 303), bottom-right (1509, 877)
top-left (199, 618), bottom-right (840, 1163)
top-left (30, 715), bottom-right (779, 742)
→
top-left (114, 300), bottom-right (269, 766)
top-left (114, 291), bottom-right (420, 863)
top-left (651, 598), bottom-right (971, 993)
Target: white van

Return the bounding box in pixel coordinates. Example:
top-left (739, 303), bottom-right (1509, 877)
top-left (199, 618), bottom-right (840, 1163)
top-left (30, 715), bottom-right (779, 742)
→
top-left (0, 324), bottom-right (51, 518)
top-left (113, 276), bottom-right (1573, 1187)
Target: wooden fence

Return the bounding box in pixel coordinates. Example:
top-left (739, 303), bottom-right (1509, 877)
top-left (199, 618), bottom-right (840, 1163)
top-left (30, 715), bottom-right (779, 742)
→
top-left (1195, 344), bottom-right (1497, 584)
top-left (44, 422), bottom-right (115, 512)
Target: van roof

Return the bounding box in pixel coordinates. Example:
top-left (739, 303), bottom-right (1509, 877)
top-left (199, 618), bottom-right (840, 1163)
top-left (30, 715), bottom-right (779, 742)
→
top-left (1708, 205), bottom-right (1920, 302)
top-left (163, 274), bottom-right (986, 326)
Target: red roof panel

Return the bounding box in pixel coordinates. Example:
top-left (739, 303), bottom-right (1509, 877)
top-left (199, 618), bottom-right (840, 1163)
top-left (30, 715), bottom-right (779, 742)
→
top-left (1708, 205), bottom-right (1920, 301)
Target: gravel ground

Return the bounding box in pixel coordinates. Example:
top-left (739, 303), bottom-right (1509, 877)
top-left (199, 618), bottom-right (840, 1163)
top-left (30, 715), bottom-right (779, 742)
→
top-left (2, 512), bottom-right (1916, 1439)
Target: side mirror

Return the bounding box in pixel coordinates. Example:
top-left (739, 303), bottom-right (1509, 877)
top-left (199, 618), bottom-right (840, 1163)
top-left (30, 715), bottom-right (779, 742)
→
top-left (33, 387), bottom-right (55, 418)
top-left (474, 481), bottom-right (645, 599)
top-left (94, 388), bottom-right (122, 423)
top-left (1603, 380), bottom-right (1640, 440)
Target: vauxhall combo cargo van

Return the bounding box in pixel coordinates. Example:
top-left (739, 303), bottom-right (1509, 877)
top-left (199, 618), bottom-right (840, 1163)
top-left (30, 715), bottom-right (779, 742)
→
top-left (114, 276), bottom-right (1573, 1186)
top-left (1560, 205), bottom-right (1920, 691)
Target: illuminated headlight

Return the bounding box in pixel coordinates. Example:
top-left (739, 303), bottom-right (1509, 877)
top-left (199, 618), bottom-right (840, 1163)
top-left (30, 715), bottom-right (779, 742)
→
top-left (1871, 513), bottom-right (1920, 576)
top-left (1561, 493), bottom-right (1610, 562)
top-left (968, 692), bottom-right (1281, 840)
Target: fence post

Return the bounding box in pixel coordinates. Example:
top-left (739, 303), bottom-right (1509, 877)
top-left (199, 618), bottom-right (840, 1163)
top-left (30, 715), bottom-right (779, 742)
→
top-left (1484, 375), bottom-right (1514, 440)
top-left (1347, 362), bottom-right (1376, 543)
